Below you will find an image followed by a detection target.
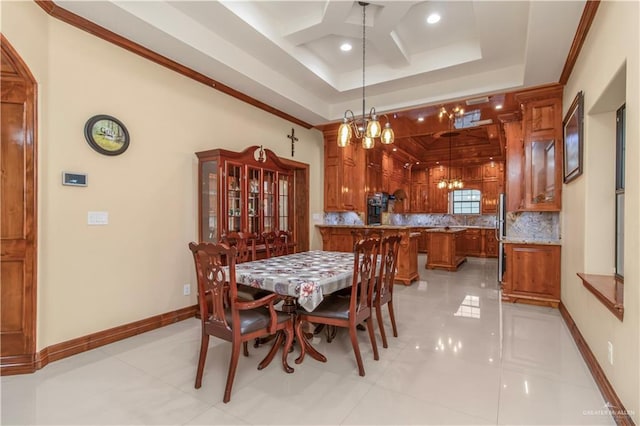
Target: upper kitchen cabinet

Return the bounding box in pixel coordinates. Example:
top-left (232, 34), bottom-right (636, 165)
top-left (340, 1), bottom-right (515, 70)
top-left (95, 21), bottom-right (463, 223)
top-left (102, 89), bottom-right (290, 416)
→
top-left (509, 85), bottom-right (563, 211)
top-left (324, 131), bottom-right (366, 212)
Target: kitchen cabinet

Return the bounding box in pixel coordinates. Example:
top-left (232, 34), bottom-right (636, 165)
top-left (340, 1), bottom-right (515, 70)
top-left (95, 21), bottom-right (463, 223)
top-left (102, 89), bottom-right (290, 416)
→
top-left (425, 228), bottom-right (467, 271)
top-left (196, 146), bottom-right (294, 244)
top-left (317, 226), bottom-right (419, 285)
top-left (483, 229), bottom-right (498, 258)
top-left (324, 134), bottom-right (365, 212)
top-left (464, 165), bottom-right (483, 182)
top-left (410, 168), bottom-right (429, 212)
top-left (461, 229), bottom-right (482, 257)
top-left (481, 180), bottom-right (500, 214)
top-left (428, 167), bottom-right (449, 213)
top-left (511, 85), bottom-right (563, 211)
top-left (502, 243), bottom-right (560, 307)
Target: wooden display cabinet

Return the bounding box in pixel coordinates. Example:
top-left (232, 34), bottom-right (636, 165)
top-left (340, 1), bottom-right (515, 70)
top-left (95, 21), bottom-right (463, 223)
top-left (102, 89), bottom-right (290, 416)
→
top-left (196, 146), bottom-right (294, 244)
top-left (502, 243), bottom-right (561, 307)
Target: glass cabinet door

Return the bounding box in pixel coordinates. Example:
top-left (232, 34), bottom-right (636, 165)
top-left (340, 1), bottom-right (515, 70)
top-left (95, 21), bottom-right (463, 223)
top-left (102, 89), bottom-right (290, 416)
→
top-left (247, 167), bottom-right (261, 235)
top-left (262, 170), bottom-right (275, 233)
top-left (226, 162), bottom-right (243, 233)
top-left (201, 160), bottom-right (218, 242)
top-left (278, 174), bottom-right (291, 232)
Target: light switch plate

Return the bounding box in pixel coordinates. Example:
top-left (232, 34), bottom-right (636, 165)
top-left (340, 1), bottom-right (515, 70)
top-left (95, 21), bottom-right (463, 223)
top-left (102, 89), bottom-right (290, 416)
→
top-left (88, 211), bottom-right (108, 225)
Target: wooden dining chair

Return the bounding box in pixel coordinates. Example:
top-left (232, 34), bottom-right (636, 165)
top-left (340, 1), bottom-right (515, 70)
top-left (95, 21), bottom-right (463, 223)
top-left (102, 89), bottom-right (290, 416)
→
top-left (262, 231), bottom-right (288, 258)
top-left (221, 231), bottom-right (256, 263)
top-left (188, 242), bottom-right (294, 403)
top-left (374, 234), bottom-right (402, 348)
top-left (295, 238), bottom-right (380, 376)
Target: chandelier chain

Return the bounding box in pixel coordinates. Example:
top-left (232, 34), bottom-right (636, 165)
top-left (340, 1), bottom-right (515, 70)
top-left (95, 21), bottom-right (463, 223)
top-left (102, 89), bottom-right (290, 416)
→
top-left (362, 2), bottom-right (366, 125)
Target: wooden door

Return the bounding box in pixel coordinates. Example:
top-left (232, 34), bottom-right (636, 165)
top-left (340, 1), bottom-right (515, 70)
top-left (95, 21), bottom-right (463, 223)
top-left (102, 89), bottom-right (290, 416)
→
top-left (1, 35), bottom-right (38, 374)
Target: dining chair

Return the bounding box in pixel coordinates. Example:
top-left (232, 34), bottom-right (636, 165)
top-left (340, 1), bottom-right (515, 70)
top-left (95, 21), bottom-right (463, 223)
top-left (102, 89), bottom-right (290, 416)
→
top-left (295, 238), bottom-right (380, 376)
top-left (374, 234), bottom-right (402, 348)
top-left (262, 230), bottom-right (288, 258)
top-left (188, 242), bottom-right (294, 403)
top-left (221, 231), bottom-right (256, 263)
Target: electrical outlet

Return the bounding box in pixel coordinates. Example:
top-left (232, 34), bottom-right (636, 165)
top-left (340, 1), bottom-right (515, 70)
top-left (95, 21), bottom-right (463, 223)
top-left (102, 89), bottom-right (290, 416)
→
top-left (183, 284), bottom-right (191, 296)
top-left (607, 341), bottom-right (614, 365)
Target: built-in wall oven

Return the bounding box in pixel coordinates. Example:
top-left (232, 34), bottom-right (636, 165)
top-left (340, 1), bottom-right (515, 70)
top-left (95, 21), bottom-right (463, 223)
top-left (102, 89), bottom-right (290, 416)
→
top-left (497, 193), bottom-right (506, 283)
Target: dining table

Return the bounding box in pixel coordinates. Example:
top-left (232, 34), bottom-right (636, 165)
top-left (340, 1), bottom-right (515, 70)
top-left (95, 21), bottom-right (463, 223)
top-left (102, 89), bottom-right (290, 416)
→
top-left (232, 250), bottom-right (357, 366)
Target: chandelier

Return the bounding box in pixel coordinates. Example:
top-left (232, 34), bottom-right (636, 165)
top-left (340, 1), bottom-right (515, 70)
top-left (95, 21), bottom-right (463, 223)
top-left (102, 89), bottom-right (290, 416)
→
top-left (337, 2), bottom-right (394, 149)
top-left (437, 106), bottom-right (464, 190)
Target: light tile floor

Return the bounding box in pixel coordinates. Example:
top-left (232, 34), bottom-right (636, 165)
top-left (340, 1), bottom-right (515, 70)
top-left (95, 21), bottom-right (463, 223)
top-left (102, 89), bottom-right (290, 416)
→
top-left (1, 256), bottom-right (615, 425)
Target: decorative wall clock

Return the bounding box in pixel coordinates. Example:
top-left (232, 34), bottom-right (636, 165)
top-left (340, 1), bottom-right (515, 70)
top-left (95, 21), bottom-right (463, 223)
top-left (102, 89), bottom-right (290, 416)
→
top-left (84, 115), bottom-right (130, 156)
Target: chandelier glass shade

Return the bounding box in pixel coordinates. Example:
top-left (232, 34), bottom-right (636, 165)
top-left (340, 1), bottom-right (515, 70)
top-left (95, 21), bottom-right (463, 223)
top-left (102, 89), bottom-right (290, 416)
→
top-left (438, 106), bottom-right (464, 190)
top-left (337, 2), bottom-right (394, 149)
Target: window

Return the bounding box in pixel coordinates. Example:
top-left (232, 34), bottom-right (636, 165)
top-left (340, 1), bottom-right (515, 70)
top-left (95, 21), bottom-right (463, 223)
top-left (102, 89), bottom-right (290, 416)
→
top-left (615, 104), bottom-right (625, 278)
top-left (452, 189), bottom-right (481, 214)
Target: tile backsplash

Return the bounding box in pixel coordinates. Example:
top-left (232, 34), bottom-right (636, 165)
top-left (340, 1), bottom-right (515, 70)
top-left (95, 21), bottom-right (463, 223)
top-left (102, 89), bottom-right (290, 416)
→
top-left (322, 211), bottom-right (560, 242)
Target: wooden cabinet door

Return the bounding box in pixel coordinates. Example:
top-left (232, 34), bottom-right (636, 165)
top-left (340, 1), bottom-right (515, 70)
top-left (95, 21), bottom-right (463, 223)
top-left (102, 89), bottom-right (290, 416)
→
top-left (516, 87), bottom-right (563, 211)
top-left (482, 180), bottom-right (499, 214)
top-left (503, 244), bottom-right (560, 306)
top-left (484, 230), bottom-right (498, 257)
top-left (464, 165), bottom-right (483, 181)
top-left (1, 37), bottom-right (37, 373)
top-left (463, 229), bottom-right (482, 256)
top-left (428, 167), bottom-right (448, 213)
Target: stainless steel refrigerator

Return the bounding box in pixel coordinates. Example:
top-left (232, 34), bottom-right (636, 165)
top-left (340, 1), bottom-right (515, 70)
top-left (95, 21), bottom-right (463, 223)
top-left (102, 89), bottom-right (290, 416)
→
top-left (496, 193), bottom-right (506, 283)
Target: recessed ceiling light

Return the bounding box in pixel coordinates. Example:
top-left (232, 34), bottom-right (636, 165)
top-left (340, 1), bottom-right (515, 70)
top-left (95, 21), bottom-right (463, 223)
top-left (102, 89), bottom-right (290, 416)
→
top-left (392, 148), bottom-right (397, 152)
top-left (495, 104), bottom-right (503, 110)
top-left (427, 13), bottom-right (441, 24)
top-left (417, 117), bottom-right (425, 122)
top-left (340, 43), bottom-right (352, 52)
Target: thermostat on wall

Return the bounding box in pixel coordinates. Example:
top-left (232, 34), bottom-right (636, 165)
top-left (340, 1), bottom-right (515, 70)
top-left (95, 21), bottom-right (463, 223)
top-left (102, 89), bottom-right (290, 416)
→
top-left (62, 172), bottom-right (87, 187)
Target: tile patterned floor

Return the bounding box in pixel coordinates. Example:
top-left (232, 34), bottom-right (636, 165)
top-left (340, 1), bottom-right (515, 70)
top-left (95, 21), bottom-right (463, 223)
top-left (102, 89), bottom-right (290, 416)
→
top-left (1, 256), bottom-right (614, 425)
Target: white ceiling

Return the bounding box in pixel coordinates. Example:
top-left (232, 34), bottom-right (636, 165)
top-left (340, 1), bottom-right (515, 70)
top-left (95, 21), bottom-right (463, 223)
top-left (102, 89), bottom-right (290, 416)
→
top-left (57, 0), bottom-right (586, 126)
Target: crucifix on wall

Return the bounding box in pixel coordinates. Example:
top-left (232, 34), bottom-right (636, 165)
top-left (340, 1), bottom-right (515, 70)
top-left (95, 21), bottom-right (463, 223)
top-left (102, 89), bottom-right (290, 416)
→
top-left (287, 128), bottom-right (298, 157)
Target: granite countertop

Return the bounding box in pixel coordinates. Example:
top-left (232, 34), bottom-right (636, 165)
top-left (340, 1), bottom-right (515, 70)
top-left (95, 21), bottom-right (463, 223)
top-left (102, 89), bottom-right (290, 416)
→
top-left (423, 227), bottom-right (468, 234)
top-left (316, 224), bottom-right (496, 229)
top-left (502, 238), bottom-right (561, 245)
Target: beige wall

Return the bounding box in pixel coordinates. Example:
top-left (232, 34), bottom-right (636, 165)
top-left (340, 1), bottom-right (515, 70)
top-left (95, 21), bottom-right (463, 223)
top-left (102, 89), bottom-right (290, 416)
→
top-left (1, 2), bottom-right (325, 348)
top-left (561, 1), bottom-right (639, 421)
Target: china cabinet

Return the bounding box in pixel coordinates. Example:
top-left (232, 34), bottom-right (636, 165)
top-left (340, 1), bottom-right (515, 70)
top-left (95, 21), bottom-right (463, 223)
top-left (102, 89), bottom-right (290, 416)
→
top-left (196, 146), bottom-right (294, 244)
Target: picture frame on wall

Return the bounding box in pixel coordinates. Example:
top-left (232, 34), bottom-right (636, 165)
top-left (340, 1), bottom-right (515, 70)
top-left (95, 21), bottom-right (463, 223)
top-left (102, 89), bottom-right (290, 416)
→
top-left (563, 91), bottom-right (584, 183)
top-left (84, 114), bottom-right (130, 156)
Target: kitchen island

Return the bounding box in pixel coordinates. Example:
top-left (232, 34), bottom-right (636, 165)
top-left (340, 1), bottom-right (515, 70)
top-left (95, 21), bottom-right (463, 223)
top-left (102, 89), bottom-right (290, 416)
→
top-left (316, 225), bottom-right (419, 285)
top-left (424, 227), bottom-right (467, 271)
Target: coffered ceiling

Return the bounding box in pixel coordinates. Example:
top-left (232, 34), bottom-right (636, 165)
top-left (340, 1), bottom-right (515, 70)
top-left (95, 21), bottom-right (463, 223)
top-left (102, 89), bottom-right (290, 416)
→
top-left (56, 0), bottom-right (586, 128)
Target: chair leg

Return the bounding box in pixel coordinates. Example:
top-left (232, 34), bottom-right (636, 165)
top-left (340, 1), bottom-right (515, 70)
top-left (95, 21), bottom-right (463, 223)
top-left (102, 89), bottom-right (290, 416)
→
top-left (195, 334), bottom-right (210, 389)
top-left (243, 341), bottom-right (249, 357)
top-left (258, 332), bottom-right (283, 370)
top-left (223, 340), bottom-right (242, 403)
top-left (365, 318), bottom-right (379, 361)
top-left (387, 301), bottom-right (398, 338)
top-left (376, 303), bottom-right (388, 349)
top-left (348, 324), bottom-right (365, 376)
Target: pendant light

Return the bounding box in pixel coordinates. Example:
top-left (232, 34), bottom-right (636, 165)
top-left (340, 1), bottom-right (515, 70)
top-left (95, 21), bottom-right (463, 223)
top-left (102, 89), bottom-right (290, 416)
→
top-left (337, 2), bottom-right (394, 149)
